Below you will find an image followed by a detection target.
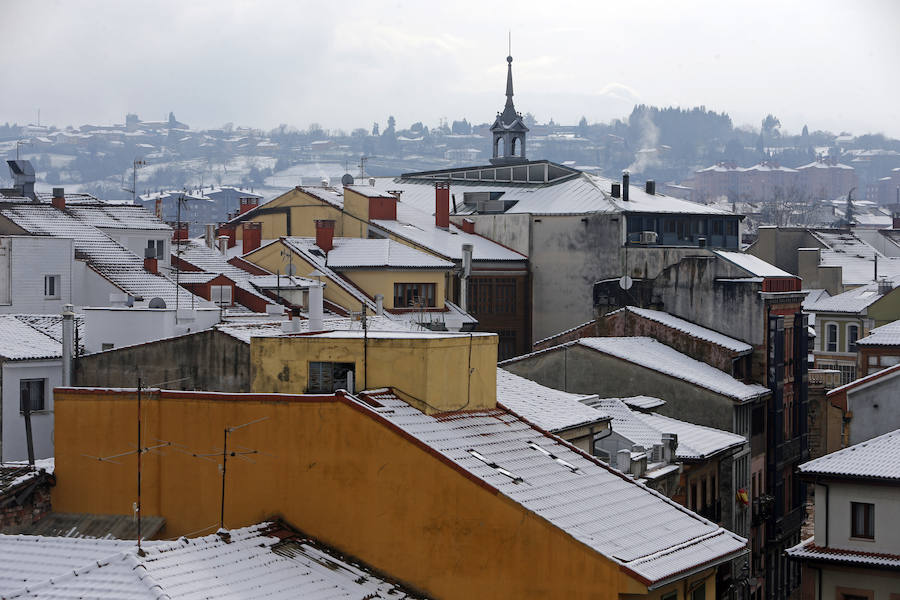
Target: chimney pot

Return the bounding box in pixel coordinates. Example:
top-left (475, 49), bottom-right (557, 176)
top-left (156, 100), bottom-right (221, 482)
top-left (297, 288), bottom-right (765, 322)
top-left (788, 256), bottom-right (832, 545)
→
top-left (375, 293), bottom-right (384, 316)
top-left (369, 177), bottom-right (376, 186)
top-left (308, 284), bottom-right (324, 332)
top-left (217, 235), bottom-right (229, 254)
top-left (205, 224), bottom-right (215, 249)
top-left (617, 448), bottom-right (631, 474)
top-left (242, 222), bottom-right (262, 254)
top-left (461, 218), bottom-right (475, 234)
top-left (315, 219), bottom-right (335, 251)
top-left (171, 222), bottom-right (189, 241)
top-left (622, 171), bottom-right (630, 202)
top-left (52, 187), bottom-right (65, 209)
top-left (435, 181), bottom-right (450, 229)
top-left (893, 212), bottom-right (900, 230)
top-left (645, 180), bottom-right (656, 195)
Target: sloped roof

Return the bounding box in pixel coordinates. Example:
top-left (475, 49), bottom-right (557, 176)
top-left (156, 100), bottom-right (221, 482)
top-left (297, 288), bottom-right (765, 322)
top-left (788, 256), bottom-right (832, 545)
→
top-left (801, 288), bottom-right (830, 310)
top-left (0, 203), bottom-right (203, 307)
top-left (371, 202), bottom-right (525, 262)
top-left (810, 230), bottom-right (900, 285)
top-left (803, 282), bottom-right (885, 314)
top-left (856, 320), bottom-right (900, 346)
top-left (0, 316), bottom-right (64, 360)
top-left (714, 251), bottom-right (796, 278)
top-left (0, 522), bottom-right (421, 599)
top-left (356, 389), bottom-right (746, 587)
top-left (215, 315), bottom-right (417, 344)
top-left (612, 306), bottom-right (753, 353)
top-left (173, 239), bottom-right (273, 307)
top-left (282, 237), bottom-right (453, 270)
top-left (798, 428), bottom-right (900, 481)
top-left (786, 538), bottom-right (900, 570)
top-left (587, 398), bottom-right (746, 460)
top-left (0, 459), bottom-right (54, 497)
top-left (64, 203), bottom-right (172, 231)
top-left (573, 337), bottom-right (769, 402)
top-left (496, 369), bottom-right (606, 432)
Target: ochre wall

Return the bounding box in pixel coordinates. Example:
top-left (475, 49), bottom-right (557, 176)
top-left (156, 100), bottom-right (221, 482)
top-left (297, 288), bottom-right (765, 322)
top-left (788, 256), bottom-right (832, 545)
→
top-left (231, 189), bottom-right (360, 242)
top-left (344, 269), bottom-right (446, 310)
top-left (51, 388), bottom-right (674, 599)
top-left (249, 334), bottom-right (497, 413)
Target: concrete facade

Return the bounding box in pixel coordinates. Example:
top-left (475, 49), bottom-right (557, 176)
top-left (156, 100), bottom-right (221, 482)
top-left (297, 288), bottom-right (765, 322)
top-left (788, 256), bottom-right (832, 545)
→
top-left (1, 359), bottom-right (60, 462)
top-left (0, 236), bottom-right (74, 314)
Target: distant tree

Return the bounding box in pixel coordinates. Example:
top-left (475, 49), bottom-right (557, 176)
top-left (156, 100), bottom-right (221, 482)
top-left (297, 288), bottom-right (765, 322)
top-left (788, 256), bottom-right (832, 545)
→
top-left (523, 112), bottom-right (537, 128)
top-left (351, 128), bottom-right (368, 138)
top-left (451, 119), bottom-right (472, 135)
top-left (578, 116), bottom-right (589, 137)
top-left (381, 116), bottom-right (398, 154)
top-left (724, 138), bottom-right (743, 160)
top-left (409, 122), bottom-right (424, 134)
top-left (761, 114), bottom-right (781, 138)
top-left (801, 124), bottom-right (809, 138)
top-left (756, 132), bottom-right (765, 156)
top-left (372, 122), bottom-right (379, 136)
top-left (307, 123), bottom-right (324, 138)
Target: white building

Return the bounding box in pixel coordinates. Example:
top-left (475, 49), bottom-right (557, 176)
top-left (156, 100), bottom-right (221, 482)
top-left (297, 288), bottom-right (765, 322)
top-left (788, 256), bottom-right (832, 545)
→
top-left (0, 236), bottom-right (74, 314)
top-left (787, 429), bottom-right (900, 599)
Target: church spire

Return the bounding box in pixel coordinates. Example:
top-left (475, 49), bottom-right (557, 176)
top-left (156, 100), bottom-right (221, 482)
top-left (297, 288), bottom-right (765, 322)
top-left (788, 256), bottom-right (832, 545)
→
top-left (502, 55), bottom-right (516, 121)
top-left (490, 49), bottom-right (529, 166)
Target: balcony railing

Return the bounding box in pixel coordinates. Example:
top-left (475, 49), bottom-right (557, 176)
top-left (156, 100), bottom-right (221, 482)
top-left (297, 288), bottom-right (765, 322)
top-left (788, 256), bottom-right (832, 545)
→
top-left (774, 506), bottom-right (805, 539)
top-left (809, 369), bottom-right (841, 389)
top-left (776, 436), bottom-right (803, 469)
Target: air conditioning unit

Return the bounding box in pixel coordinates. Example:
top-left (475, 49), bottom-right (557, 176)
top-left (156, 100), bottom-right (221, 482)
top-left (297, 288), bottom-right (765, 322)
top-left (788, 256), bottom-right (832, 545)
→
top-left (639, 231), bottom-right (658, 244)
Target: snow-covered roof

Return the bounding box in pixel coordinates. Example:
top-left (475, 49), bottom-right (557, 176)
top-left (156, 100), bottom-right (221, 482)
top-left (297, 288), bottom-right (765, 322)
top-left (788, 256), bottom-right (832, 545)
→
top-left (371, 202), bottom-right (525, 262)
top-left (573, 337), bottom-right (770, 402)
top-left (796, 161), bottom-right (855, 170)
top-left (786, 538), bottom-right (900, 570)
top-left (810, 230), bottom-right (900, 286)
top-left (356, 389), bottom-right (746, 587)
top-left (612, 306), bottom-right (753, 353)
top-left (369, 171), bottom-right (735, 217)
top-left (344, 185), bottom-right (398, 199)
top-left (282, 236), bottom-right (453, 270)
top-left (803, 282), bottom-right (886, 314)
top-left (64, 203), bottom-right (172, 231)
top-left (496, 369), bottom-right (607, 433)
top-left (587, 398), bottom-right (746, 460)
top-left (215, 315), bottom-right (415, 344)
top-left (0, 203), bottom-right (204, 308)
top-left (856, 320), bottom-right (900, 346)
top-left (714, 251), bottom-right (796, 278)
top-left (173, 239), bottom-right (273, 307)
top-left (801, 288), bottom-right (830, 310)
top-left (623, 396), bottom-right (667, 411)
top-left (798, 428), bottom-right (900, 482)
top-left (0, 459), bottom-right (54, 496)
top-left (0, 522), bottom-right (421, 599)
top-left (0, 316), bottom-right (64, 360)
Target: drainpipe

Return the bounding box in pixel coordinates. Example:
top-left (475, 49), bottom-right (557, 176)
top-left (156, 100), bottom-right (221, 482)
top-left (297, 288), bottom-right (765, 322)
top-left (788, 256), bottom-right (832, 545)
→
top-left (822, 482), bottom-right (830, 547)
top-left (460, 243), bottom-right (473, 312)
top-left (62, 303), bottom-right (75, 386)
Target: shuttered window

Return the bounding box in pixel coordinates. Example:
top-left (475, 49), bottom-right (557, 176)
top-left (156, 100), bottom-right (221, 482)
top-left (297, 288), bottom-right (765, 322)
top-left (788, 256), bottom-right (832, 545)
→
top-left (308, 362), bottom-right (356, 393)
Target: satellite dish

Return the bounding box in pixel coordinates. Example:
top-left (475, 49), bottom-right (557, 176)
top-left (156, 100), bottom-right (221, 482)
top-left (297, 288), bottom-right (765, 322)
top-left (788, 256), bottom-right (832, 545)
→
top-left (619, 275), bottom-right (633, 290)
top-left (148, 297), bottom-right (167, 309)
top-left (285, 263), bottom-right (296, 276)
top-left (341, 173), bottom-right (354, 185)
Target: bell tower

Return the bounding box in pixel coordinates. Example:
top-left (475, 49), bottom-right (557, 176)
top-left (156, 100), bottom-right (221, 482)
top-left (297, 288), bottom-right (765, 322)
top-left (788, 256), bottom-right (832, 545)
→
top-left (490, 54), bottom-right (529, 165)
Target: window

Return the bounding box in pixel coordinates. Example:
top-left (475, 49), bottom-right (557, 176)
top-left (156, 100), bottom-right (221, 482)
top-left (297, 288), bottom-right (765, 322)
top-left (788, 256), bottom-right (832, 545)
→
top-left (851, 502), bottom-right (874, 539)
top-left (826, 323), bottom-right (838, 352)
top-left (498, 329), bottom-right (517, 361)
top-left (691, 583), bottom-right (706, 600)
top-left (308, 362), bottom-right (355, 393)
top-left (848, 324), bottom-right (859, 353)
top-left (147, 239), bottom-right (165, 260)
top-left (467, 278), bottom-right (518, 315)
top-left (726, 220), bottom-right (738, 236)
top-left (210, 285), bottom-right (233, 306)
top-left (20, 379), bottom-right (46, 412)
top-left (752, 405), bottom-right (765, 436)
top-left (44, 275), bottom-right (60, 299)
top-left (394, 283), bottom-right (436, 308)
top-left (712, 220), bottom-right (724, 235)
top-left (734, 404), bottom-right (751, 438)
top-left (101, 343), bottom-right (115, 351)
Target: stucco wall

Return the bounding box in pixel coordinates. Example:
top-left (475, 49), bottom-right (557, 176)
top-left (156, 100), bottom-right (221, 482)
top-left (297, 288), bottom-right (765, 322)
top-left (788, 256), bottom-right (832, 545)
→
top-left (74, 329), bottom-right (250, 392)
top-left (0, 236), bottom-right (74, 314)
top-left (846, 374), bottom-right (900, 445)
top-left (343, 269), bottom-right (446, 310)
top-left (52, 388), bottom-right (682, 599)
top-left (1, 360), bottom-right (60, 462)
top-left (813, 481), bottom-right (900, 556)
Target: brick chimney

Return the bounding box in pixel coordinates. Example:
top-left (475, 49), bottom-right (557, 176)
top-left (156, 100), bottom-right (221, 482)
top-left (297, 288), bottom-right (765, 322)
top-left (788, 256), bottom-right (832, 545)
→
top-left (893, 212), bottom-right (900, 229)
top-left (172, 222), bottom-right (189, 241)
top-left (51, 187), bottom-right (65, 209)
top-left (435, 181), bottom-right (450, 229)
top-left (315, 219), bottom-right (335, 251)
top-left (239, 196), bottom-right (259, 215)
top-left (242, 222), bottom-right (262, 254)
top-left (461, 218), bottom-right (475, 234)
top-left (143, 247), bottom-right (158, 274)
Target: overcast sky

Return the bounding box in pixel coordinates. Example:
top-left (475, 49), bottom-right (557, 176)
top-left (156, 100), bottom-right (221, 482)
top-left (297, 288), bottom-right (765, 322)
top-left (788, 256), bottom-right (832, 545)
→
top-left (5, 0), bottom-right (899, 136)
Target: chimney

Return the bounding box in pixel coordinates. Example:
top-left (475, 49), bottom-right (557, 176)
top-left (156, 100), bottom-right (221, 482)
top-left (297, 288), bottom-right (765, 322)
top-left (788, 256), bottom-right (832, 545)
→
top-left (369, 177), bottom-right (376, 187)
top-left (622, 171), bottom-right (630, 202)
top-left (51, 187), bottom-right (65, 209)
top-left (242, 222), bottom-right (262, 254)
top-left (661, 432), bottom-right (677, 463)
top-left (461, 218), bottom-right (475, 234)
top-left (308, 283), bottom-right (324, 332)
top-left (62, 304), bottom-right (75, 387)
top-left (217, 235), bottom-right (229, 254)
top-left (143, 247), bottom-right (158, 274)
top-left (238, 196), bottom-right (259, 215)
top-left (435, 181), bottom-right (450, 229)
top-left (321, 177), bottom-right (330, 187)
top-left (893, 212), bottom-right (900, 230)
top-left (645, 180), bottom-right (656, 195)
top-left (154, 197), bottom-right (163, 219)
top-left (617, 448), bottom-right (631, 474)
top-left (375, 293), bottom-right (384, 316)
top-left (205, 224), bottom-right (215, 249)
top-left (611, 183), bottom-right (621, 198)
top-left (315, 219), bottom-right (335, 251)
top-left (172, 222), bottom-right (189, 241)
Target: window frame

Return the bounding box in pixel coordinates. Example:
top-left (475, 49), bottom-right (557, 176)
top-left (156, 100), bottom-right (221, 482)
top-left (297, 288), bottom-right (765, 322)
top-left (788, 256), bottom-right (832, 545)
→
top-left (851, 502), bottom-right (874, 539)
top-left (210, 284), bottom-right (233, 307)
top-left (825, 322), bottom-right (838, 352)
top-left (20, 378), bottom-right (47, 413)
top-left (147, 239), bottom-right (166, 260)
top-left (308, 361), bottom-right (356, 393)
top-left (393, 282), bottom-right (436, 309)
top-left (847, 324), bottom-right (859, 353)
top-left (43, 274), bottom-right (61, 299)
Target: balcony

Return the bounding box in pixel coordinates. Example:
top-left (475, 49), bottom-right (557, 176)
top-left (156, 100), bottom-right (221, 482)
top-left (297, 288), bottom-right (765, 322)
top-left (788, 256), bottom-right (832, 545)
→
top-left (773, 506), bottom-right (805, 539)
top-left (809, 368), bottom-right (841, 389)
top-left (776, 436), bottom-right (803, 469)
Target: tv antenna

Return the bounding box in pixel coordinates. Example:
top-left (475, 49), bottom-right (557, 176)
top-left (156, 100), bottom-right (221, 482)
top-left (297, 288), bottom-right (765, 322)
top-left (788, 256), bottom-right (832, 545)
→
top-left (82, 379), bottom-right (172, 556)
top-left (123, 159), bottom-right (147, 204)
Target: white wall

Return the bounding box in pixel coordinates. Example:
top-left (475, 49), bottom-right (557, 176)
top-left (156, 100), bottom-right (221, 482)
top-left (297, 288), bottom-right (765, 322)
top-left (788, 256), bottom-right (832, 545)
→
top-left (98, 227), bottom-right (170, 262)
top-left (814, 481), bottom-right (900, 555)
top-left (820, 565), bottom-right (900, 600)
top-left (0, 236), bottom-right (74, 314)
top-left (1, 360), bottom-right (60, 462)
top-left (83, 307), bottom-right (221, 353)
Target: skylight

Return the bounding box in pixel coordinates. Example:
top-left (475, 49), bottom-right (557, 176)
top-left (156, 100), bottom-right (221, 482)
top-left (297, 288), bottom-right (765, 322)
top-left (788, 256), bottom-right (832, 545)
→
top-left (527, 441), bottom-right (580, 473)
top-left (467, 449), bottom-right (523, 483)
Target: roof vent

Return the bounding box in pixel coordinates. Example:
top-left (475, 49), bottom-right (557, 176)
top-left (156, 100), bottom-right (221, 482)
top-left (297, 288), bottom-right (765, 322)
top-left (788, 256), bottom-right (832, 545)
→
top-left (878, 279), bottom-right (893, 296)
top-left (611, 183), bottom-right (621, 198)
top-left (321, 178), bottom-right (329, 187)
top-left (645, 180), bottom-right (656, 195)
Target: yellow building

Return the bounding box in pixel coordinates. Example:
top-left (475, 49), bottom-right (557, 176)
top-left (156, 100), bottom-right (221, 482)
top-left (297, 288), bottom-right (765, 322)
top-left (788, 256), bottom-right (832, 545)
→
top-left (53, 330), bottom-right (744, 599)
top-left (242, 225), bottom-right (475, 330)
